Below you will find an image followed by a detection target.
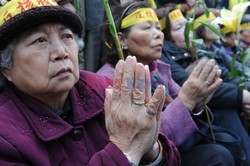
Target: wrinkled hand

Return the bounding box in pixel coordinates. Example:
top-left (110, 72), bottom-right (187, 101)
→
top-left (178, 59), bottom-right (222, 111)
top-left (104, 56), bottom-right (165, 165)
top-left (242, 104), bottom-right (250, 121)
top-left (242, 90), bottom-right (250, 121)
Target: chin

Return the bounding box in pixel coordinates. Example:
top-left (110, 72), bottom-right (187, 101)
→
top-left (54, 81), bottom-right (76, 93)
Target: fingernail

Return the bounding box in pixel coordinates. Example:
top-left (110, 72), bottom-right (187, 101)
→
top-left (162, 85), bottom-right (165, 91)
top-left (126, 56), bottom-right (133, 63)
top-left (209, 59), bottom-right (215, 64)
top-left (201, 58), bottom-right (207, 62)
top-left (106, 85), bottom-right (113, 89)
top-left (145, 65), bottom-right (149, 71)
top-left (132, 56), bottom-right (137, 61)
top-left (105, 88), bottom-right (112, 96)
top-left (158, 84), bottom-right (165, 90)
top-left (116, 60), bottom-right (124, 69)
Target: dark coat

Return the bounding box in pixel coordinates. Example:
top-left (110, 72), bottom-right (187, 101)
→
top-left (196, 42), bottom-right (250, 89)
top-left (160, 41), bottom-right (243, 110)
top-left (0, 70), bottom-right (180, 166)
top-left (160, 41), bottom-right (250, 165)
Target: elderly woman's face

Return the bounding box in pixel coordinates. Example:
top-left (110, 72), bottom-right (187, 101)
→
top-left (170, 18), bottom-right (190, 49)
top-left (124, 21), bottom-right (164, 64)
top-left (204, 22), bottom-right (220, 42)
top-left (224, 33), bottom-right (236, 47)
top-left (3, 23), bottom-right (79, 99)
top-left (240, 29), bottom-right (250, 44)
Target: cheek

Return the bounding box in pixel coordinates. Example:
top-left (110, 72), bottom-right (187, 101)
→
top-left (171, 31), bottom-right (184, 43)
top-left (206, 29), bottom-right (218, 39)
top-left (127, 36), bottom-right (149, 53)
top-left (70, 46), bottom-right (79, 68)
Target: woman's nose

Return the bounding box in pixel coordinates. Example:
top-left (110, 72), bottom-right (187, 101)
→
top-left (50, 39), bottom-right (69, 61)
top-left (154, 27), bottom-right (164, 40)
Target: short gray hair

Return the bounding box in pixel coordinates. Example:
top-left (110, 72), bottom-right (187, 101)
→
top-left (0, 34), bottom-right (84, 88)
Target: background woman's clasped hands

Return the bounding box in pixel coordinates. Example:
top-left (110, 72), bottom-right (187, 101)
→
top-left (178, 58), bottom-right (223, 111)
top-left (104, 56), bottom-right (165, 165)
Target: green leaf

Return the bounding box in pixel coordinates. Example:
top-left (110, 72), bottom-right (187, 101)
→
top-left (229, 70), bottom-right (242, 78)
top-left (238, 82), bottom-right (245, 88)
top-left (238, 76), bottom-right (245, 83)
top-left (197, 49), bottom-right (214, 59)
top-left (192, 39), bottom-right (204, 45)
top-left (230, 51), bottom-right (240, 71)
top-left (108, 24), bottom-right (115, 37)
top-left (199, 21), bottom-right (224, 41)
top-left (199, 1), bottom-right (209, 17)
top-left (102, 0), bottom-right (124, 60)
top-left (241, 47), bottom-right (250, 66)
top-left (238, 76), bottom-right (246, 88)
top-left (184, 18), bottom-right (193, 50)
top-left (244, 71), bottom-right (250, 77)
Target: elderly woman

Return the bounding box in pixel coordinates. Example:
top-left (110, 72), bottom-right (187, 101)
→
top-left (97, 2), bottom-right (238, 166)
top-left (194, 10), bottom-right (250, 88)
top-left (157, 5), bottom-right (250, 165)
top-left (240, 14), bottom-right (250, 47)
top-left (0, 0), bottom-right (182, 165)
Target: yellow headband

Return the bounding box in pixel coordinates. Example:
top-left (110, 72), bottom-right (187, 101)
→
top-left (159, 16), bottom-right (166, 30)
top-left (241, 22), bottom-right (250, 30)
top-left (193, 12), bottom-right (216, 30)
top-left (121, 8), bottom-right (159, 29)
top-left (0, 0), bottom-right (58, 26)
top-left (168, 9), bottom-right (184, 24)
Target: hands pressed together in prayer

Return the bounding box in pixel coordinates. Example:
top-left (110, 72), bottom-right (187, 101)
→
top-left (103, 56), bottom-right (225, 164)
top-left (242, 90), bottom-right (250, 126)
top-left (178, 58), bottom-right (222, 111)
top-left (104, 56), bottom-right (165, 165)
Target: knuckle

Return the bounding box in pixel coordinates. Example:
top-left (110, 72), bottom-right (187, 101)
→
top-left (113, 88), bottom-right (120, 96)
top-left (133, 95), bottom-right (144, 102)
top-left (121, 87), bottom-right (131, 95)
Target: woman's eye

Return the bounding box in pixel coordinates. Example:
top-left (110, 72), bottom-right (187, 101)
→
top-left (176, 26), bottom-right (181, 30)
top-left (143, 25), bottom-right (151, 29)
top-left (63, 33), bottom-right (73, 39)
top-left (33, 37), bottom-right (47, 44)
top-left (156, 25), bottom-right (161, 30)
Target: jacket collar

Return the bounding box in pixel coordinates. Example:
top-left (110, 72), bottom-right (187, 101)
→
top-left (5, 71), bottom-right (110, 141)
top-left (163, 40), bottom-right (191, 61)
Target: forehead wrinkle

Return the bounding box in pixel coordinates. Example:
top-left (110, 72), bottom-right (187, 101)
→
top-left (19, 24), bottom-right (70, 39)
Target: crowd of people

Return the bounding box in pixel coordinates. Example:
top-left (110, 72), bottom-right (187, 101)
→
top-left (0, 0), bottom-right (249, 165)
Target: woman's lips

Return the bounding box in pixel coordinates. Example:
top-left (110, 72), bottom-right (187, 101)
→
top-left (154, 44), bottom-right (163, 50)
top-left (54, 68), bottom-right (72, 78)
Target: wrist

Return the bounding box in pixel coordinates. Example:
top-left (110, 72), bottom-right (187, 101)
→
top-left (141, 141), bottom-right (159, 162)
top-left (122, 149), bottom-right (142, 165)
top-left (124, 153), bottom-right (137, 166)
top-left (178, 90), bottom-right (196, 110)
top-left (111, 139), bottom-right (142, 165)
top-left (140, 140), bottom-right (163, 165)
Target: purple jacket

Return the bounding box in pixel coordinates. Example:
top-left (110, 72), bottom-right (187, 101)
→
top-left (97, 60), bottom-right (198, 146)
top-left (0, 70), bottom-right (180, 166)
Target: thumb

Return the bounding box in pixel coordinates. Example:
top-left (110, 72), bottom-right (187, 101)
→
top-left (147, 85), bottom-right (165, 121)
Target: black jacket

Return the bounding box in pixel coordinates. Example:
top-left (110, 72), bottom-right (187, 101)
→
top-left (160, 41), bottom-right (243, 110)
top-left (196, 42), bottom-right (250, 87)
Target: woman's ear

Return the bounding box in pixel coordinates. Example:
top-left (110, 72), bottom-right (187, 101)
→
top-left (1, 69), bottom-right (12, 82)
top-left (118, 32), bottom-right (128, 50)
